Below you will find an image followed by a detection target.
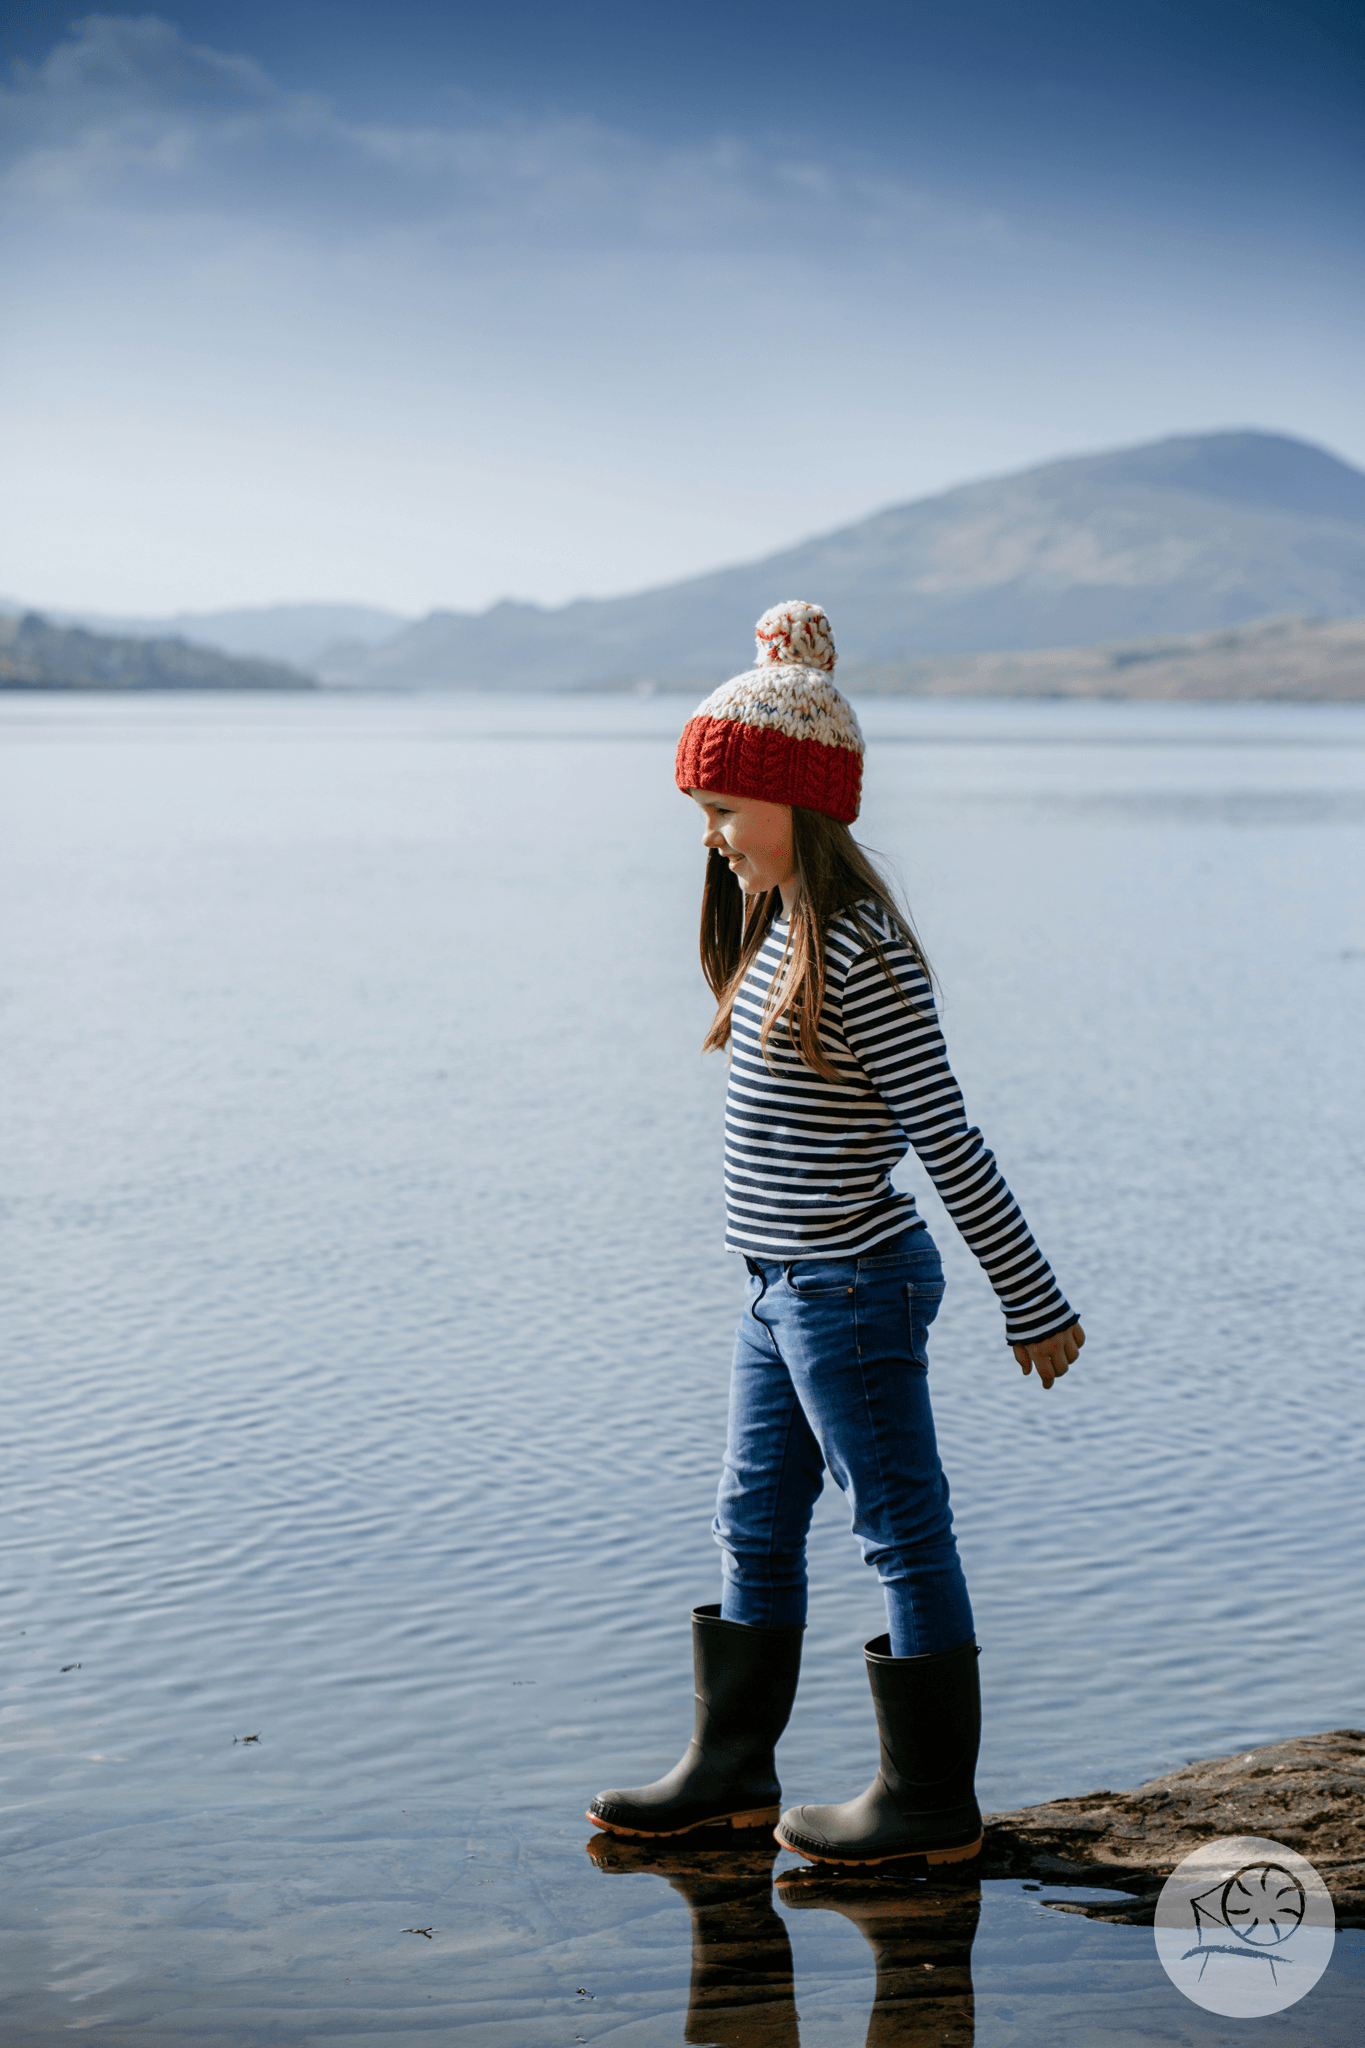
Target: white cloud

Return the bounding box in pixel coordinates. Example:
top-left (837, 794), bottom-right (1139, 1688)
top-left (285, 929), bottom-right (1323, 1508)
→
top-left (0, 12), bottom-right (1007, 251)
top-left (14, 11), bottom-right (274, 107)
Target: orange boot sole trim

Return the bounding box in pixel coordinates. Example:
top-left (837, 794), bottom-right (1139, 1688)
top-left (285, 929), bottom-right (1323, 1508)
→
top-left (586, 1806), bottom-right (780, 1839)
top-left (774, 1828), bottom-right (984, 1869)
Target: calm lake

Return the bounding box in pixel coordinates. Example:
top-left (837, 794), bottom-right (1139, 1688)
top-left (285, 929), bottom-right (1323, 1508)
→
top-left (2, 689), bottom-right (1363, 2043)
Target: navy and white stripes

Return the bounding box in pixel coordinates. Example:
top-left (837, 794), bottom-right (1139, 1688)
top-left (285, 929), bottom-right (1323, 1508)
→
top-left (724, 903), bottom-right (1075, 1347)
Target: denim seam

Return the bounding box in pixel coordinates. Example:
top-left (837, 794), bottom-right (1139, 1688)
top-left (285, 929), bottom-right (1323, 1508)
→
top-left (746, 1266), bottom-right (783, 1360)
top-left (721, 1315), bottom-right (822, 1631)
top-left (853, 1274), bottom-right (906, 1638)
top-left (759, 1390), bottom-right (816, 1627)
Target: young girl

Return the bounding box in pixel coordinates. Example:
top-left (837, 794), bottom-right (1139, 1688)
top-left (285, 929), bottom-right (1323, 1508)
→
top-left (589, 601), bottom-right (1083, 1868)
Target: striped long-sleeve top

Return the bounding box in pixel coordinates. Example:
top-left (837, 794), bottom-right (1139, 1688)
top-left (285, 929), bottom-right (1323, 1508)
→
top-left (724, 901), bottom-right (1075, 1347)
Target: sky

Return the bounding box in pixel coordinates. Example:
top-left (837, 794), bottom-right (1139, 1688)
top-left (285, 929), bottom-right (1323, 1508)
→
top-left (1, 2), bottom-right (1362, 616)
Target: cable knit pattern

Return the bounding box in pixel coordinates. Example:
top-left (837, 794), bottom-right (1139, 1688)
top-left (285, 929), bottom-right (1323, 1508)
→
top-left (674, 604), bottom-right (864, 822)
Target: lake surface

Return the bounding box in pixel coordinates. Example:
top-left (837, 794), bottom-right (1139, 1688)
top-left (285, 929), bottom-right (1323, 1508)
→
top-left (2, 689), bottom-right (1363, 2043)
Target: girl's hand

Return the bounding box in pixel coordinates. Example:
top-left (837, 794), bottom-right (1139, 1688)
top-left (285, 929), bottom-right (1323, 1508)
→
top-left (1012, 1322), bottom-right (1084, 1390)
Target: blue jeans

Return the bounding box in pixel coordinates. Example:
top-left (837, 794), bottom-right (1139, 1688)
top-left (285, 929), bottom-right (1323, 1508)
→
top-left (714, 1230), bottom-right (975, 1658)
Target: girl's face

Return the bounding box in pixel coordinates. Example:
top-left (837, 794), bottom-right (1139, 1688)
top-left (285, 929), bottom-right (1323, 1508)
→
top-left (689, 789), bottom-right (797, 907)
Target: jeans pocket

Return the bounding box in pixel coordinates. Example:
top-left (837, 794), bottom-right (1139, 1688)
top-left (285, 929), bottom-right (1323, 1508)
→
top-left (785, 1260), bottom-right (857, 1299)
top-left (906, 1277), bottom-right (945, 1365)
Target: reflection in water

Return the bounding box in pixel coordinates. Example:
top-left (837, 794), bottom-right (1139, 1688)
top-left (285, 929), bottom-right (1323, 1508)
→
top-left (779, 1866), bottom-right (979, 2047)
top-left (587, 1834), bottom-right (798, 2045)
top-left (586, 1835), bottom-right (978, 2045)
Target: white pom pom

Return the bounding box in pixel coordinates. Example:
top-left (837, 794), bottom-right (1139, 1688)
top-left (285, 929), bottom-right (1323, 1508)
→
top-left (754, 600), bottom-right (836, 673)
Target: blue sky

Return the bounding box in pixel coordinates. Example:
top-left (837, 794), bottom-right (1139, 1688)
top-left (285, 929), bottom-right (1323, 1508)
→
top-left (2, 2), bottom-right (1362, 614)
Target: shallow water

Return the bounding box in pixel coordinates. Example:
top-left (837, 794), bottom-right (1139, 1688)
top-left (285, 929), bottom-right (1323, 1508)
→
top-left (2, 690), bottom-right (1363, 2041)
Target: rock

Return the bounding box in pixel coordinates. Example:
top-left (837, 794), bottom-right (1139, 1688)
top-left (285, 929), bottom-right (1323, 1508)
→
top-left (979, 1729), bottom-right (1365, 1928)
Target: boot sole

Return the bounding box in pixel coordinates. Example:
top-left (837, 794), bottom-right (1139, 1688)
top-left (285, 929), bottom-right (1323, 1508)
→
top-left (773, 1827), bottom-right (984, 1868)
top-left (586, 1806), bottom-right (780, 1838)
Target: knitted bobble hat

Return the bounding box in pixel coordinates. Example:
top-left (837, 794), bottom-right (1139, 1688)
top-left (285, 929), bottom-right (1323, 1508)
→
top-left (674, 600), bottom-right (864, 823)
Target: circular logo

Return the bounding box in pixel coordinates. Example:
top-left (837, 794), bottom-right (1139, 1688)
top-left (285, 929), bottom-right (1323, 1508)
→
top-left (1154, 1836), bottom-right (1336, 2017)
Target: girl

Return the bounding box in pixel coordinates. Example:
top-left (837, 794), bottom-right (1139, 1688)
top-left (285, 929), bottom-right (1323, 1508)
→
top-left (589, 601), bottom-right (1083, 1868)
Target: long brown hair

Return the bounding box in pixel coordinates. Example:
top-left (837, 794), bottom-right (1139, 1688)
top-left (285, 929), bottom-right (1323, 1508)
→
top-left (699, 808), bottom-right (933, 1083)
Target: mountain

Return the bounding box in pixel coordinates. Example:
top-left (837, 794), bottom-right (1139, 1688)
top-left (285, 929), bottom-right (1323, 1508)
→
top-left (838, 612), bottom-right (1365, 701)
top-left (317, 431), bottom-right (1365, 690)
top-left (3, 602), bottom-right (412, 668)
top-left (0, 613), bottom-right (314, 690)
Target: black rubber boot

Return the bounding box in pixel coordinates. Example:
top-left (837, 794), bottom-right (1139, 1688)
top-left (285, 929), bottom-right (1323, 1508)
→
top-left (588, 1605), bottom-right (803, 1838)
top-left (775, 1637), bottom-right (982, 1867)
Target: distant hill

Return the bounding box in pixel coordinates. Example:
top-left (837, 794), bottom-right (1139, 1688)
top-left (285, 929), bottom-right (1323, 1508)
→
top-left (0, 613), bottom-right (314, 690)
top-left (838, 612), bottom-right (1365, 701)
top-left (317, 431), bottom-right (1365, 691)
top-left (50, 602), bottom-right (411, 668)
